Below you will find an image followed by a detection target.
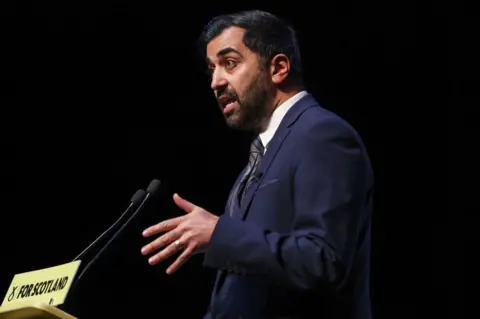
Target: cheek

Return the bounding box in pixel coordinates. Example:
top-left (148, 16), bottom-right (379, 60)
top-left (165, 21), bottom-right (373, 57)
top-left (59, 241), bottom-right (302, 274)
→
top-left (231, 77), bottom-right (251, 96)
top-left (228, 66), bottom-right (259, 97)
top-left (227, 80), bottom-right (242, 97)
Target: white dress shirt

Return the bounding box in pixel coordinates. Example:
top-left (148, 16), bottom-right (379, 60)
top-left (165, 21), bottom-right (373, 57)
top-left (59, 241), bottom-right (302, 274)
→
top-left (259, 91), bottom-right (308, 154)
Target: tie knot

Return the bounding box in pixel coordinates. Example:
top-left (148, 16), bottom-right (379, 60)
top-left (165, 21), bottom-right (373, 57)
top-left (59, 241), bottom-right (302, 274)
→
top-left (250, 136), bottom-right (264, 155)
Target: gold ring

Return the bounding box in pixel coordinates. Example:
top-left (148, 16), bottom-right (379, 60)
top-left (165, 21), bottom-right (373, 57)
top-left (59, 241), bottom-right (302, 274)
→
top-left (175, 239), bottom-right (181, 246)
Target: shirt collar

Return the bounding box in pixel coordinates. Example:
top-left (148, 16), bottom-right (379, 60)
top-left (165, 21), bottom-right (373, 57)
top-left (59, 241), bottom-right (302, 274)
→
top-left (259, 91), bottom-right (308, 151)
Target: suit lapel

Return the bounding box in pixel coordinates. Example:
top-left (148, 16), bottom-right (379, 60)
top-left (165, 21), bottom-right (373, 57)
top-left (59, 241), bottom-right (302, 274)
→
top-left (237, 127), bottom-right (290, 220)
top-left (237, 94), bottom-right (319, 220)
top-left (226, 166), bottom-right (247, 217)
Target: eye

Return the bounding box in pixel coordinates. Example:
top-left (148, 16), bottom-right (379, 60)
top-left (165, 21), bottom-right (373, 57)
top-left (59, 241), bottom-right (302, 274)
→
top-left (224, 59), bottom-right (237, 70)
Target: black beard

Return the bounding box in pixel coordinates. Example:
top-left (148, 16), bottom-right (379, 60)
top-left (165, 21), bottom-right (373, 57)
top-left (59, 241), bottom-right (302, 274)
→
top-left (224, 71), bottom-right (272, 133)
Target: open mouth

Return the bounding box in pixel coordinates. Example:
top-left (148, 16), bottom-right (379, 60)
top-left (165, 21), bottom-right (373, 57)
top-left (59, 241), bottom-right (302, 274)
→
top-left (219, 96), bottom-right (238, 113)
top-left (223, 101), bottom-right (238, 114)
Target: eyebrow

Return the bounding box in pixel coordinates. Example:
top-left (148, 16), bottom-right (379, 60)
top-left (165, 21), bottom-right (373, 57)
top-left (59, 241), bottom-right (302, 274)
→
top-left (216, 47), bottom-right (242, 58)
top-left (206, 47), bottom-right (243, 64)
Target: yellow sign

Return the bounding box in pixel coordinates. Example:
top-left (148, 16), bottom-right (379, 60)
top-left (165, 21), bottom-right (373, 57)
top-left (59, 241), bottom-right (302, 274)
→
top-left (1, 261), bottom-right (81, 307)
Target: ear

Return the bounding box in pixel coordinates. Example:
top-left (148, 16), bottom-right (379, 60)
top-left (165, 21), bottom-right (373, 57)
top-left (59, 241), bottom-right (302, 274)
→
top-left (270, 54), bottom-right (290, 85)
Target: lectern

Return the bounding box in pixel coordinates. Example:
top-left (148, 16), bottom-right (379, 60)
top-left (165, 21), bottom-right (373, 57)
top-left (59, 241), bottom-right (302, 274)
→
top-left (0, 300), bottom-right (77, 319)
top-left (0, 261), bottom-right (82, 319)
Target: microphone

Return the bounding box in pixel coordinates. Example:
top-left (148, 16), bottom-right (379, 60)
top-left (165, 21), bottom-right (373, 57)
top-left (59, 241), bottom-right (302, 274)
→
top-left (70, 179), bottom-right (161, 286)
top-left (71, 189), bottom-right (146, 262)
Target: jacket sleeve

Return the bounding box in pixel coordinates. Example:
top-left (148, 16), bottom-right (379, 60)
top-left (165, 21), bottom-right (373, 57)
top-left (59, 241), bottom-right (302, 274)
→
top-left (203, 117), bottom-right (373, 292)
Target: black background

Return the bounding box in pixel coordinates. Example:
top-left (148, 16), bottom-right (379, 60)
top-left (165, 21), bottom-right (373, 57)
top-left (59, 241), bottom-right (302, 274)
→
top-left (0, 1), bottom-right (465, 318)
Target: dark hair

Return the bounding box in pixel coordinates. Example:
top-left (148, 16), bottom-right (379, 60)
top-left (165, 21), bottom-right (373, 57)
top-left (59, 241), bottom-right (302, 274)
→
top-left (198, 10), bottom-right (303, 84)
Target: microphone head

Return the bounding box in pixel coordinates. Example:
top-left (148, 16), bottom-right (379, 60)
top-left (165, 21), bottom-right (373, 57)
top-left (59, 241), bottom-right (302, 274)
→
top-left (130, 189), bottom-right (146, 204)
top-left (146, 179), bottom-right (161, 194)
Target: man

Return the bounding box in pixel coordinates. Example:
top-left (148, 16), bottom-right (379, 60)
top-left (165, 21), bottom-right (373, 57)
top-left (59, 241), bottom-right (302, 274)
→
top-left (141, 10), bottom-right (374, 319)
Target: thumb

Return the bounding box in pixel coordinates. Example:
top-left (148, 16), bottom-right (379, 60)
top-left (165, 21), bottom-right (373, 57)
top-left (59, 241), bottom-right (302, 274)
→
top-left (173, 193), bottom-right (196, 213)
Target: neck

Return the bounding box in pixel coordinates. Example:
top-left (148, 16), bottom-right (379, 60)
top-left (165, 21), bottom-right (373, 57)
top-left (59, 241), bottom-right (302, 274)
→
top-left (271, 84), bottom-right (305, 113)
top-left (256, 84), bottom-right (305, 134)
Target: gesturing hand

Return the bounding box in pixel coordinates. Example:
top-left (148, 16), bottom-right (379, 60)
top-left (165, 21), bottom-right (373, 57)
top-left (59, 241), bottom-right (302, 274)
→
top-left (141, 193), bottom-right (219, 274)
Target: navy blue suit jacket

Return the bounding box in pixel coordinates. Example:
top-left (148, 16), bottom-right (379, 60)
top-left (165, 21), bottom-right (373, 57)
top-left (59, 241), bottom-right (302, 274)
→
top-left (203, 94), bottom-right (374, 319)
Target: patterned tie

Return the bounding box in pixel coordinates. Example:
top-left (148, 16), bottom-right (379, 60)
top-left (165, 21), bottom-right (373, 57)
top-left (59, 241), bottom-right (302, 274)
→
top-left (237, 136), bottom-right (264, 205)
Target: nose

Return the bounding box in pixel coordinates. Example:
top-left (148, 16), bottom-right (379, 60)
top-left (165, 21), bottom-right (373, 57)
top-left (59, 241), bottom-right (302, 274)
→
top-left (210, 69), bottom-right (227, 90)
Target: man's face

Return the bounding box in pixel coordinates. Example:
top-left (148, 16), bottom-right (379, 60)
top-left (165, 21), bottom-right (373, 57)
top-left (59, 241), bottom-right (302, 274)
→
top-left (206, 26), bottom-right (273, 132)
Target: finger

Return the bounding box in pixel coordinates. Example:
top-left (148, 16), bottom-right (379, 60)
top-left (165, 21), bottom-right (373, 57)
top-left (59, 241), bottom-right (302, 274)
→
top-left (148, 237), bottom-right (185, 266)
top-left (173, 193), bottom-right (196, 213)
top-left (142, 215), bottom-right (185, 237)
top-left (166, 245), bottom-right (194, 275)
top-left (141, 228), bottom-right (182, 255)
